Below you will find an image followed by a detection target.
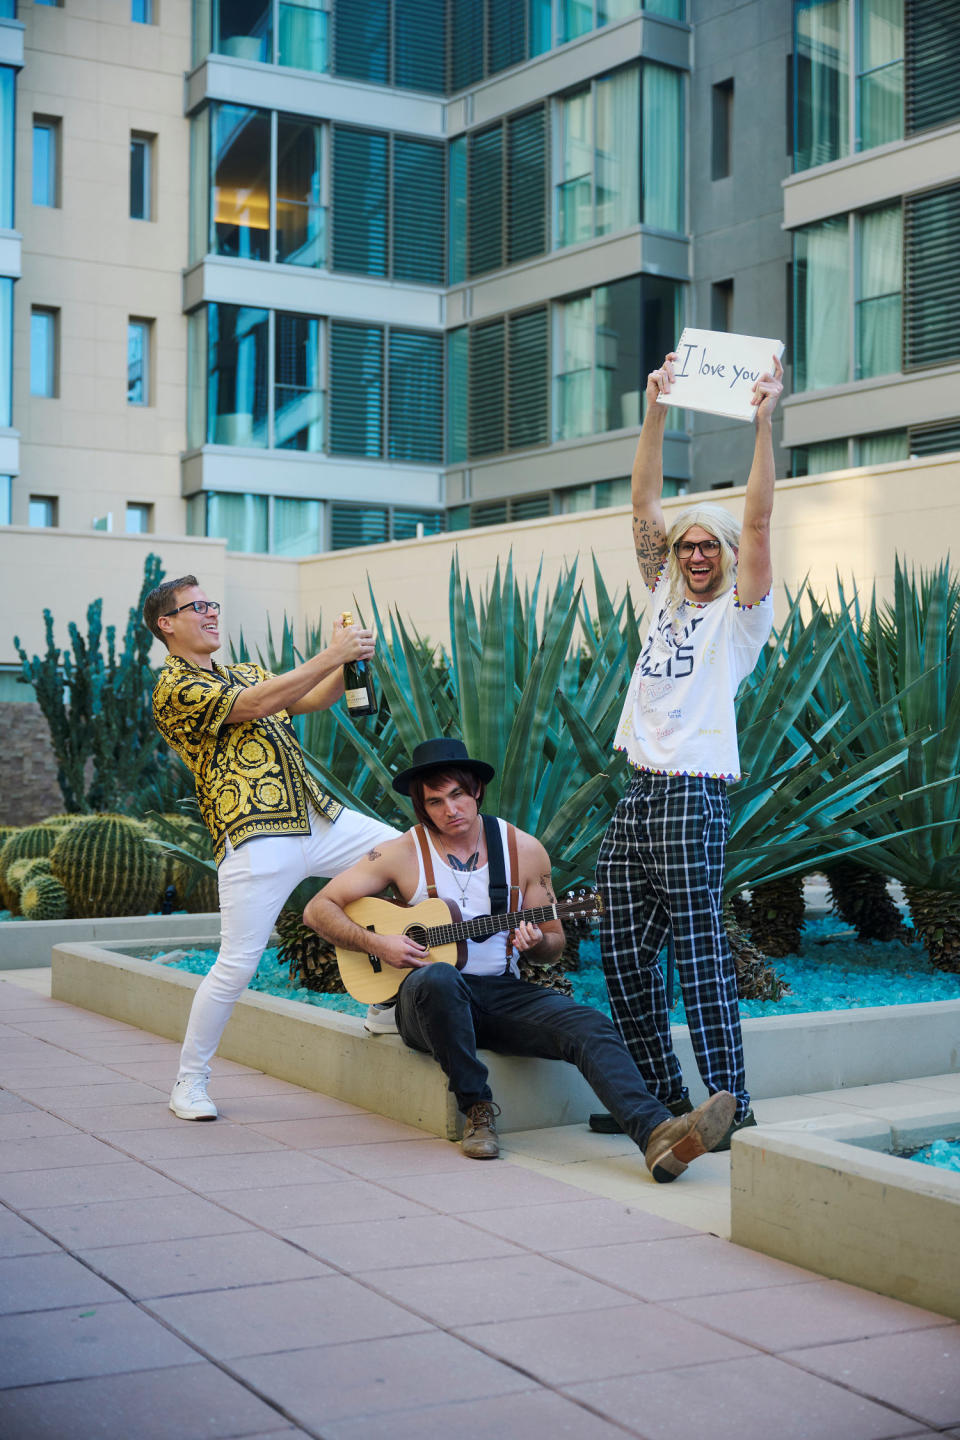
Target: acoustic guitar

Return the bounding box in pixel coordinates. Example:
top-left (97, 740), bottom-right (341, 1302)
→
top-left (337, 890), bottom-right (602, 1004)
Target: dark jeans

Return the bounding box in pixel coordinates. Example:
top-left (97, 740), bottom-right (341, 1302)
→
top-left (394, 965), bottom-right (671, 1151)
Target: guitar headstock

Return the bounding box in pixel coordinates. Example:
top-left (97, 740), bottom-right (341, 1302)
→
top-left (558, 888), bottom-right (603, 921)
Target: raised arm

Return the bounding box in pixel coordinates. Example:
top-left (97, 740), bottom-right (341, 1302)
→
top-left (228, 618), bottom-right (375, 723)
top-left (631, 354), bottom-right (676, 590)
top-left (736, 354), bottom-right (784, 607)
top-left (303, 836), bottom-right (429, 972)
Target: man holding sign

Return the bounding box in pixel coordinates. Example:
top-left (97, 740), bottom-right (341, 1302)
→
top-left (594, 347), bottom-right (784, 1149)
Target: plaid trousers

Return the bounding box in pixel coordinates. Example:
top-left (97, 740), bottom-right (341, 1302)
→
top-left (596, 771), bottom-right (748, 1117)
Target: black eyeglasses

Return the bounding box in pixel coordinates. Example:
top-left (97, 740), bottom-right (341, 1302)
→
top-left (674, 539), bottom-right (721, 558)
top-left (162, 600), bottom-right (221, 618)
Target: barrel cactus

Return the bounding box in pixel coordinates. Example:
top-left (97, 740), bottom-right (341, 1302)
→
top-left (20, 873), bottom-right (71, 921)
top-left (0, 824), bottom-right (60, 912)
top-left (51, 814), bottom-right (165, 918)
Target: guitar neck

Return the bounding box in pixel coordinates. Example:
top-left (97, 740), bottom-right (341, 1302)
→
top-left (425, 904), bottom-right (559, 949)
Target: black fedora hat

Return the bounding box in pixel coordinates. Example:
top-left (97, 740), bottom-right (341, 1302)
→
top-left (392, 737), bottom-right (495, 795)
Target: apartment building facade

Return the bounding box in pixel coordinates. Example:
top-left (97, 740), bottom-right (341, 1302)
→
top-left (0, 0), bottom-right (957, 560)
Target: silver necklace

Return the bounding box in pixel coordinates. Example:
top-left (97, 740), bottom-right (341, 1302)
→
top-left (445, 821), bottom-right (483, 906)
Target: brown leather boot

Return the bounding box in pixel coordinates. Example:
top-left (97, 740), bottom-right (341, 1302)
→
top-left (461, 1101), bottom-right (500, 1159)
top-left (645, 1091), bottom-right (736, 1184)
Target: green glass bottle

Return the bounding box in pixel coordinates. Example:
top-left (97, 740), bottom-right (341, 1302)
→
top-left (340, 611), bottom-right (377, 718)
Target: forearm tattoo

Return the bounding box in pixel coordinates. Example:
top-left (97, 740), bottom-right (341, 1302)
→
top-left (633, 516), bottom-right (668, 582)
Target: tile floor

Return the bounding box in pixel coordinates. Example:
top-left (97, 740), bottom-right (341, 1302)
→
top-left (0, 968), bottom-right (957, 1440)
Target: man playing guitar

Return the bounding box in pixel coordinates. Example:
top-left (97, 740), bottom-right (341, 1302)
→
top-left (304, 738), bottom-right (734, 1181)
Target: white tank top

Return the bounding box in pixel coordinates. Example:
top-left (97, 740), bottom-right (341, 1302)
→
top-left (409, 819), bottom-right (519, 978)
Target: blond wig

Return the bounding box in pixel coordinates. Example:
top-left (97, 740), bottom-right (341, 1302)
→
top-left (663, 504), bottom-right (741, 615)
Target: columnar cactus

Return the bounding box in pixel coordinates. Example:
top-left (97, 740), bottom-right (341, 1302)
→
top-left (50, 814), bottom-right (165, 918)
top-left (20, 874), bottom-right (70, 921)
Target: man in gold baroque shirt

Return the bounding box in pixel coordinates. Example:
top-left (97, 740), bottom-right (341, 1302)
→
top-left (146, 574), bottom-right (399, 1121)
top-left (153, 655), bottom-right (343, 864)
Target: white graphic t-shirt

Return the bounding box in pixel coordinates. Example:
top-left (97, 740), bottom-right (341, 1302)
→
top-left (614, 570), bottom-right (774, 781)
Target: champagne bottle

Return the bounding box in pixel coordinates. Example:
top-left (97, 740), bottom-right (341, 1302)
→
top-left (339, 611), bottom-right (377, 719)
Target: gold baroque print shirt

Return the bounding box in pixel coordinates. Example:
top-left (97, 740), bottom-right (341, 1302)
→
top-left (152, 655), bottom-right (342, 864)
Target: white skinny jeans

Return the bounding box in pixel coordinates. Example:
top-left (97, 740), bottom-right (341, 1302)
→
top-left (178, 807), bottom-right (399, 1079)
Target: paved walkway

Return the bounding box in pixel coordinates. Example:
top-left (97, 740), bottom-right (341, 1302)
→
top-left (1, 969), bottom-right (958, 1440)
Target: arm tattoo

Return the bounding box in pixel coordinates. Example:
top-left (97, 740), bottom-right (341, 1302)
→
top-left (539, 872), bottom-right (558, 905)
top-left (633, 516), bottom-right (668, 584)
top-left (366, 848), bottom-right (382, 862)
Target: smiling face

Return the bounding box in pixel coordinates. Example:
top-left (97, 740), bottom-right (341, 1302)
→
top-left (419, 776), bottom-right (482, 843)
top-left (157, 585), bottom-right (221, 665)
top-left (677, 525), bottom-right (733, 603)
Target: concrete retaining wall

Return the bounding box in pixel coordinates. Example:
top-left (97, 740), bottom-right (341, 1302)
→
top-left (731, 1111), bottom-right (960, 1320)
top-left (50, 942), bottom-right (960, 1139)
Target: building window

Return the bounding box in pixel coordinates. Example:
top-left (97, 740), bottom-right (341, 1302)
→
top-left (793, 204), bottom-right (901, 391)
top-left (273, 496), bottom-right (322, 555)
top-left (905, 1), bottom-right (960, 136)
top-left (275, 311), bottom-right (323, 451)
top-left (125, 502), bottom-right (153, 533)
top-left (207, 303), bottom-right (269, 446)
top-left (277, 115), bottom-right (325, 267)
top-left (0, 68), bottom-right (14, 231)
top-left (187, 491), bottom-right (440, 555)
top-left (857, 0), bottom-right (903, 149)
top-left (554, 62), bottom-right (683, 252)
top-left (209, 105), bottom-right (269, 259)
top-left (331, 125), bottom-right (444, 284)
top-left (29, 495), bottom-right (58, 527)
top-left (279, 1), bottom-right (330, 73)
top-left (331, 502), bottom-right (444, 550)
top-left (130, 134), bottom-right (154, 220)
top-left (711, 79), bottom-right (733, 180)
top-left (329, 319), bottom-right (443, 462)
top-left (556, 476), bottom-right (632, 512)
top-left (711, 279), bottom-right (734, 332)
top-left (32, 117), bottom-right (60, 208)
top-left (30, 308), bottom-right (58, 398)
top-left (903, 182), bottom-right (960, 371)
top-left (127, 319), bottom-right (152, 405)
top-left (855, 429), bottom-right (908, 465)
top-left (0, 278), bottom-right (12, 428)
top-left (203, 105), bottom-right (326, 268)
top-left (132, 0), bottom-right (154, 21)
top-left (206, 492), bottom-right (269, 552)
top-left (794, 0), bottom-right (903, 172)
top-left (195, 0), bottom-right (329, 71)
top-left (0, 475), bottom-right (10, 525)
top-left (554, 275), bottom-right (678, 441)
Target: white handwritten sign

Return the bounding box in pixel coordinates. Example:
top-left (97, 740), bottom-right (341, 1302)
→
top-left (655, 328), bottom-right (785, 423)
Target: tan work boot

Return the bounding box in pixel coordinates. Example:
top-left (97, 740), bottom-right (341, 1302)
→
top-left (645, 1091), bottom-right (736, 1184)
top-left (461, 1101), bottom-right (500, 1159)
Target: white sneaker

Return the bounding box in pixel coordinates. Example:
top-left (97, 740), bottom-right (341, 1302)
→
top-left (363, 1002), bottom-right (399, 1034)
top-left (169, 1076), bottom-right (218, 1121)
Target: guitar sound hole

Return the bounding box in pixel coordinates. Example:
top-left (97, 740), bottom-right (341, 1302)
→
top-left (405, 925), bottom-right (428, 948)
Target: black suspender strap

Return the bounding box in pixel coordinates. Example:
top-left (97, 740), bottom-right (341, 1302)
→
top-left (482, 814), bottom-right (508, 915)
top-left (482, 814), bottom-right (518, 976)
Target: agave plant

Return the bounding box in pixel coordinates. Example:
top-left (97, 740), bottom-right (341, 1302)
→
top-left (327, 552), bottom-right (637, 894)
top-left (800, 561), bottom-right (960, 970)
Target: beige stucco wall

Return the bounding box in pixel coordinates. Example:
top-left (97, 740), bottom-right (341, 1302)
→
top-left (2, 453), bottom-right (959, 669)
top-left (12, 0), bottom-right (191, 534)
